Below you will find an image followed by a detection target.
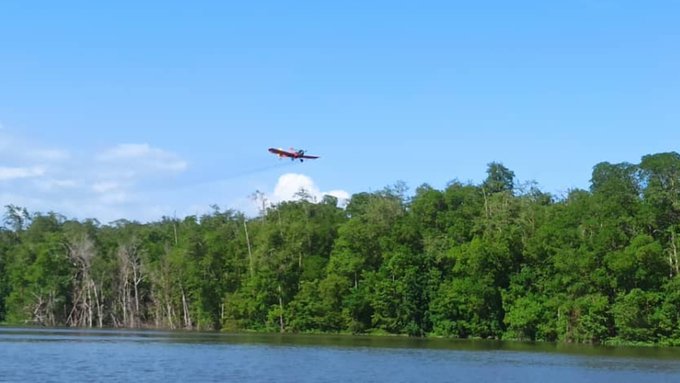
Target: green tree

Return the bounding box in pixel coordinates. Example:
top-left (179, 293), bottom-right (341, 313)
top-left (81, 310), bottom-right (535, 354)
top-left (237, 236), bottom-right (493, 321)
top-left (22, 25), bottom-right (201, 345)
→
top-left (612, 288), bottom-right (662, 343)
top-left (4, 213), bottom-right (72, 325)
top-left (483, 162), bottom-right (515, 194)
top-left (559, 293), bottom-right (611, 344)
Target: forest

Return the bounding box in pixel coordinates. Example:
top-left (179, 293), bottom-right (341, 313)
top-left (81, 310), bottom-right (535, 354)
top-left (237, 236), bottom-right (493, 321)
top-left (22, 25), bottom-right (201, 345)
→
top-left (2, 152), bottom-right (680, 346)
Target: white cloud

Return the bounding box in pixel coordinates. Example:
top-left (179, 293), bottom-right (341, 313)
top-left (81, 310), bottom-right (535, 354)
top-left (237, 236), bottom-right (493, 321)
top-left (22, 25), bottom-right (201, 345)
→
top-left (0, 128), bottom-right (349, 223)
top-left (89, 144), bottom-right (189, 209)
top-left (99, 191), bottom-right (130, 205)
top-left (0, 166), bottom-right (45, 181)
top-left (98, 143), bottom-right (153, 160)
top-left (325, 189), bottom-right (351, 202)
top-left (0, 191), bottom-right (48, 209)
top-left (97, 143), bottom-right (188, 173)
top-left (0, 127), bottom-right (194, 222)
top-left (29, 149), bottom-right (70, 161)
top-left (0, 131), bottom-right (70, 163)
top-left (35, 178), bottom-right (79, 191)
top-left (268, 173), bottom-right (350, 206)
top-left (272, 173), bottom-right (321, 202)
top-left (92, 181), bottom-right (121, 194)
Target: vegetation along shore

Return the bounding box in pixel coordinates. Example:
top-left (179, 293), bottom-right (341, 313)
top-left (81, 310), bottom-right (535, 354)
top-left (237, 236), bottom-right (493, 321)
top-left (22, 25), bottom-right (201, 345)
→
top-left (2, 152), bottom-right (680, 346)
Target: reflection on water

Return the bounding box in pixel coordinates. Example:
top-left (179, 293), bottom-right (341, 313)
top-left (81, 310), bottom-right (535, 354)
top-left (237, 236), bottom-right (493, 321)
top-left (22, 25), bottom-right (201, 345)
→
top-left (1, 327), bottom-right (679, 383)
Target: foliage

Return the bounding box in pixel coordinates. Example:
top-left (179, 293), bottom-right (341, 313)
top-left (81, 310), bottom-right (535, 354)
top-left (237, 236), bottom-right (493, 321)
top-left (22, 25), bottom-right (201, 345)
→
top-left (1, 154), bottom-right (680, 346)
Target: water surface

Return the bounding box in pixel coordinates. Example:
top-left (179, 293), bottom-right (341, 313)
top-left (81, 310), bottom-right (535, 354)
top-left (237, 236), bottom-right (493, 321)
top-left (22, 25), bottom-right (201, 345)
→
top-left (1, 327), bottom-right (679, 382)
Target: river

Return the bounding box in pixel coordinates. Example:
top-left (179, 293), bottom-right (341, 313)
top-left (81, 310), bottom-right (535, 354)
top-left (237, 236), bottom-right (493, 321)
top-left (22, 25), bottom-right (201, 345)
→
top-left (1, 327), bottom-right (679, 382)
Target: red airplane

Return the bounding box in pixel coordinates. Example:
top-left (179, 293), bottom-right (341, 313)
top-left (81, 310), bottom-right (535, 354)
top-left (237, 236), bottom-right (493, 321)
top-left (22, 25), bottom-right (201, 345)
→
top-left (268, 147), bottom-right (320, 162)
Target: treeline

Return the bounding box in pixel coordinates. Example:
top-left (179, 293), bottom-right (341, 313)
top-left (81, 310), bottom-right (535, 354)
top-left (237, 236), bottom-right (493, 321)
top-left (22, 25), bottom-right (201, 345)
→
top-left (2, 152), bottom-right (680, 345)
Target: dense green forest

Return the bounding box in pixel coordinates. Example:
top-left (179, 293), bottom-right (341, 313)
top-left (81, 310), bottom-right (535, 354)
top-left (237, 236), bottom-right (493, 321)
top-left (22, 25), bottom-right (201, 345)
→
top-left (2, 152), bottom-right (680, 345)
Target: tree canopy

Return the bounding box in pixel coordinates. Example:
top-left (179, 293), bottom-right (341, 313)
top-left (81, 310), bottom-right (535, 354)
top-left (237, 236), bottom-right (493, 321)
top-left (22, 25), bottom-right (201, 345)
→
top-left (2, 154), bottom-right (680, 345)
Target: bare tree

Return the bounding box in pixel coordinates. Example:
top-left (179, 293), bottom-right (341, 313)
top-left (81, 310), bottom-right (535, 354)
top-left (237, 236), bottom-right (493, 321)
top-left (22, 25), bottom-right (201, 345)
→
top-left (65, 234), bottom-right (101, 328)
top-left (669, 229), bottom-right (680, 277)
top-left (243, 219), bottom-right (254, 277)
top-left (149, 245), bottom-right (178, 329)
top-left (250, 190), bottom-right (268, 216)
top-left (116, 239), bottom-right (145, 328)
top-left (31, 290), bottom-right (58, 327)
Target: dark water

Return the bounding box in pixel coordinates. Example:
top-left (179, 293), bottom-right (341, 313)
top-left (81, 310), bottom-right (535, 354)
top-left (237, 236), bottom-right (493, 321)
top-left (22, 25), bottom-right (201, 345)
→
top-left (1, 327), bottom-right (679, 382)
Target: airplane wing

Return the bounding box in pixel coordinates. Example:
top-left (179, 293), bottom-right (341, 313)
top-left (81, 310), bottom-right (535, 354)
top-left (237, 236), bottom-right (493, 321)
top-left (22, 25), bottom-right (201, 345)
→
top-left (268, 148), bottom-right (293, 157)
top-left (269, 147), bottom-right (319, 160)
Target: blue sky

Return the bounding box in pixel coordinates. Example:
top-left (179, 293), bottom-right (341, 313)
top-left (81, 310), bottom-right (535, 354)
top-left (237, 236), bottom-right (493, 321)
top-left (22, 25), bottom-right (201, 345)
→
top-left (1, 1), bottom-right (679, 222)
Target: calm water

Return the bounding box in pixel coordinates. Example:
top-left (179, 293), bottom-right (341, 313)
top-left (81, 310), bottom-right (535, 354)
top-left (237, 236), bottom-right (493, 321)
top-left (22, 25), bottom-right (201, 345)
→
top-left (1, 327), bottom-right (680, 382)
